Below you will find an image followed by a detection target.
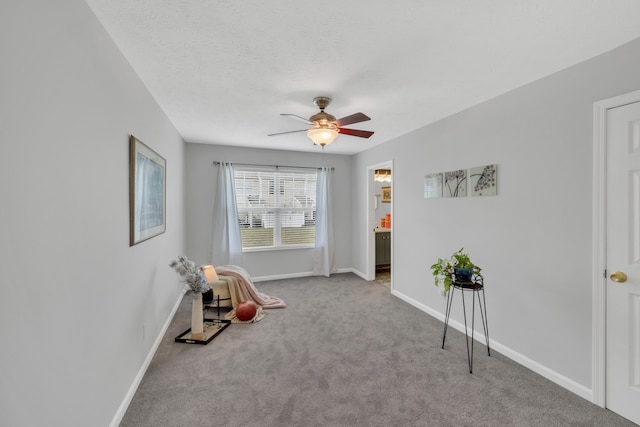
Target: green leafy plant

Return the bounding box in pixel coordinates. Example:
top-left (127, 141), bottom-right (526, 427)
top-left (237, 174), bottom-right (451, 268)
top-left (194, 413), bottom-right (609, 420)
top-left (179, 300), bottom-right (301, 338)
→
top-left (451, 248), bottom-right (474, 270)
top-left (430, 248), bottom-right (481, 292)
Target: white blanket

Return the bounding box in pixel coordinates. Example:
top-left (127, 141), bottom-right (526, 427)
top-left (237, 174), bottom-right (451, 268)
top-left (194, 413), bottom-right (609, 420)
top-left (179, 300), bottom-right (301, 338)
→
top-left (215, 265), bottom-right (286, 309)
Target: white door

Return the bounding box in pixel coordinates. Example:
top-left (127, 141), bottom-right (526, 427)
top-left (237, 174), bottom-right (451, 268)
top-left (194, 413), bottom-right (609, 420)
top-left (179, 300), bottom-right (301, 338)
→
top-left (606, 100), bottom-right (640, 424)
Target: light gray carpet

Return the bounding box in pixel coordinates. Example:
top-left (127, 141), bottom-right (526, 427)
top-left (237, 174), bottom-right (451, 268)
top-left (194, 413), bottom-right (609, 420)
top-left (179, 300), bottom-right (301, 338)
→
top-left (120, 273), bottom-right (635, 426)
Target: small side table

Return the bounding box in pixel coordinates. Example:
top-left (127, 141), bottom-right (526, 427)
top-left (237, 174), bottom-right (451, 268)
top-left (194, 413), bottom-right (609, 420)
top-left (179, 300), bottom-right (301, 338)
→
top-left (203, 277), bottom-right (232, 318)
top-left (441, 275), bottom-right (490, 373)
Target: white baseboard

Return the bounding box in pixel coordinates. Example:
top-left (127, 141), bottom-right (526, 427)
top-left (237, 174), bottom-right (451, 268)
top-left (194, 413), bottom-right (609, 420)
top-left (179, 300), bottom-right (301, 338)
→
top-left (391, 289), bottom-right (593, 402)
top-left (252, 267), bottom-right (364, 283)
top-left (109, 291), bottom-right (186, 427)
top-left (346, 267), bottom-right (368, 281)
top-left (252, 271), bottom-right (314, 282)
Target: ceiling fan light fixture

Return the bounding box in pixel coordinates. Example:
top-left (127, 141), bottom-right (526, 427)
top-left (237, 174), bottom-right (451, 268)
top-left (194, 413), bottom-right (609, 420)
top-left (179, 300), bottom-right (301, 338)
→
top-left (307, 128), bottom-right (338, 148)
top-left (270, 97), bottom-right (373, 145)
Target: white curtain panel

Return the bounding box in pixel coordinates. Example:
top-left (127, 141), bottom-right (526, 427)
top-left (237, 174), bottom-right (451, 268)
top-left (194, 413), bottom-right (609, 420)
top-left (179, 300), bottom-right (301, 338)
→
top-left (313, 167), bottom-right (336, 276)
top-left (212, 163), bottom-right (243, 266)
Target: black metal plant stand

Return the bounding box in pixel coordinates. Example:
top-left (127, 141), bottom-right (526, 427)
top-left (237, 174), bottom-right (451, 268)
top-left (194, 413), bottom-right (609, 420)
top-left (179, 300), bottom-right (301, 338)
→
top-left (441, 274), bottom-right (490, 373)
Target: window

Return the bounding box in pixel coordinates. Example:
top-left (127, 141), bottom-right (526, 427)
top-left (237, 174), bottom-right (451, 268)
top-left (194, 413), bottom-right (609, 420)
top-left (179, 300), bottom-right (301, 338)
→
top-left (234, 168), bottom-right (317, 250)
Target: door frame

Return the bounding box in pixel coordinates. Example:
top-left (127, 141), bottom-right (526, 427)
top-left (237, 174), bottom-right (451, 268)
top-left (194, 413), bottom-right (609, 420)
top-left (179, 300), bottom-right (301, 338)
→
top-left (592, 88), bottom-right (640, 407)
top-left (367, 160), bottom-right (393, 282)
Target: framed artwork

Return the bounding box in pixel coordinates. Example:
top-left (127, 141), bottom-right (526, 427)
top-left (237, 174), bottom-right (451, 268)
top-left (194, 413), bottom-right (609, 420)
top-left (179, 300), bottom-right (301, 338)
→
top-left (424, 173), bottom-right (443, 198)
top-left (469, 164), bottom-right (497, 196)
top-left (130, 135), bottom-right (166, 246)
top-left (444, 169), bottom-right (467, 198)
top-left (381, 186), bottom-right (391, 203)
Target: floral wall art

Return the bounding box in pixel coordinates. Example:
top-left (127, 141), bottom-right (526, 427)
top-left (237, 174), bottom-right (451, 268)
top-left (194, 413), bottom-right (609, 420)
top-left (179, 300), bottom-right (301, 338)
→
top-left (424, 164), bottom-right (497, 199)
top-left (444, 169), bottom-right (467, 198)
top-left (469, 164), bottom-right (497, 196)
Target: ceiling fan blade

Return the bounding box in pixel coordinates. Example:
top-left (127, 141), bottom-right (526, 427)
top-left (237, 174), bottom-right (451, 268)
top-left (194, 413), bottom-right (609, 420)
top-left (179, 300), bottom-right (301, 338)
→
top-left (268, 129), bottom-right (308, 136)
top-left (338, 128), bottom-right (374, 138)
top-left (335, 112), bottom-right (371, 127)
top-left (281, 114), bottom-right (312, 125)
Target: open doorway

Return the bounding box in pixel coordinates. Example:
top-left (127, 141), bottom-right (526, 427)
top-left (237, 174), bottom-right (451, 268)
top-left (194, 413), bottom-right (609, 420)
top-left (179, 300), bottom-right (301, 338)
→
top-left (367, 161), bottom-right (392, 289)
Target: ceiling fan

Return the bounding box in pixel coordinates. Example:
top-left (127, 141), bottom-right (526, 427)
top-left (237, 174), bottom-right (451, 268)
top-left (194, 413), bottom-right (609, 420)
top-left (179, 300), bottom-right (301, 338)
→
top-left (268, 97), bottom-right (374, 148)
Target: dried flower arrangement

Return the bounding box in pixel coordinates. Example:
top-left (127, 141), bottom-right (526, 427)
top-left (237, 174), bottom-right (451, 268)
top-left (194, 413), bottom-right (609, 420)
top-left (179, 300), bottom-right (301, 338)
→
top-left (169, 256), bottom-right (211, 298)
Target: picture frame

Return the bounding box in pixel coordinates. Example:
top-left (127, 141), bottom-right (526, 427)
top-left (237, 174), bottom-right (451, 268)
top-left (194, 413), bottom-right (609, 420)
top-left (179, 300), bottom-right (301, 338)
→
top-left (469, 164), bottom-right (497, 196)
top-left (444, 169), bottom-right (467, 198)
top-left (381, 186), bottom-right (391, 203)
top-left (424, 173), bottom-right (443, 199)
top-left (130, 135), bottom-right (166, 246)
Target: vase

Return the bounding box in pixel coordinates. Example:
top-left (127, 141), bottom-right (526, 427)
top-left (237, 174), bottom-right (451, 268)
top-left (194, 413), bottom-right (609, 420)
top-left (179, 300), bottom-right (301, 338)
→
top-left (191, 294), bottom-right (204, 340)
top-left (454, 267), bottom-right (473, 282)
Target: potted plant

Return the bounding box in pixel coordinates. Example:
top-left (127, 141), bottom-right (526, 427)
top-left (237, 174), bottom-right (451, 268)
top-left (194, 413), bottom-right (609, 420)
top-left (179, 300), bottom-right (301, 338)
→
top-left (430, 248), bottom-right (481, 292)
top-left (170, 256), bottom-right (212, 340)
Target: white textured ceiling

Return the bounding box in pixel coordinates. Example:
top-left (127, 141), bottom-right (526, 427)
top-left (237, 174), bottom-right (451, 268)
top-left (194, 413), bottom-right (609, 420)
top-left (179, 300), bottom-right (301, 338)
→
top-left (85, 0), bottom-right (640, 155)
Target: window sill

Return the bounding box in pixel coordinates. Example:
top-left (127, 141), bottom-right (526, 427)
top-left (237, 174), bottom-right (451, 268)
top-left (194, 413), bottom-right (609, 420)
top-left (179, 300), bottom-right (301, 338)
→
top-left (243, 244), bottom-right (314, 253)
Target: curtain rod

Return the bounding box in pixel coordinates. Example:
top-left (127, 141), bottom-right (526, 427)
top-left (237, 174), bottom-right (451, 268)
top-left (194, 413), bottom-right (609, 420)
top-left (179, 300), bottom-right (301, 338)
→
top-left (213, 161), bottom-right (334, 171)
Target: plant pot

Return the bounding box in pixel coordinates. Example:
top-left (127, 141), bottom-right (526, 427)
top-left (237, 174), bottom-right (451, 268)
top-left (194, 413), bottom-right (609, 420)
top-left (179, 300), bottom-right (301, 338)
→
top-left (454, 267), bottom-right (473, 282)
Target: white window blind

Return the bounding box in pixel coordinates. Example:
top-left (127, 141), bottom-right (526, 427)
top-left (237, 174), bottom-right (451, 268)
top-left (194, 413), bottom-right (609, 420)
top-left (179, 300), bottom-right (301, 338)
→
top-left (234, 168), bottom-right (317, 249)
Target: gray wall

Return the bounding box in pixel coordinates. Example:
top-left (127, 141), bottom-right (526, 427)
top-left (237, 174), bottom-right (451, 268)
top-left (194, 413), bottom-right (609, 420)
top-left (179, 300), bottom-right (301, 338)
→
top-left (185, 143), bottom-right (353, 279)
top-left (0, 1), bottom-right (186, 426)
top-left (4, 0), bottom-right (640, 423)
top-left (353, 37), bottom-right (640, 396)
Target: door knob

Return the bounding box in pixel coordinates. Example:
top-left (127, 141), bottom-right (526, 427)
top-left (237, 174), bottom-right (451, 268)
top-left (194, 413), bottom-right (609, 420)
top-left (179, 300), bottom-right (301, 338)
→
top-left (609, 271), bottom-right (628, 283)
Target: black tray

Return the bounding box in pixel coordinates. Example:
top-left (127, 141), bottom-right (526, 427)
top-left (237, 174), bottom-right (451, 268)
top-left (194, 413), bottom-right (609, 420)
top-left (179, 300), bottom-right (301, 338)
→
top-left (175, 318), bottom-right (230, 345)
